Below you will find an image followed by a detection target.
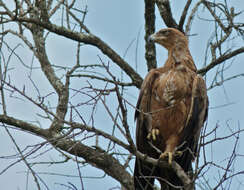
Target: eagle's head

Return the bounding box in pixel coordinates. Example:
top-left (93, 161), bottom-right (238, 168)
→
top-left (149, 28), bottom-right (188, 50)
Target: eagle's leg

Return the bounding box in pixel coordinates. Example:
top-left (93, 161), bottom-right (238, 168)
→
top-left (147, 128), bottom-right (160, 141)
top-left (159, 136), bottom-right (182, 164)
top-left (159, 150), bottom-right (183, 164)
top-left (160, 151), bottom-right (173, 165)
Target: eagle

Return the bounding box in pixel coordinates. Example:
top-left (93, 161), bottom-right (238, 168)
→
top-left (133, 28), bottom-right (208, 190)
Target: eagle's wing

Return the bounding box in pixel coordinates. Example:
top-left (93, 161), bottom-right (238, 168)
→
top-left (177, 74), bottom-right (208, 172)
top-left (134, 69), bottom-right (160, 146)
top-left (134, 69), bottom-right (159, 119)
top-left (134, 69), bottom-right (161, 190)
top-left (134, 69), bottom-right (208, 188)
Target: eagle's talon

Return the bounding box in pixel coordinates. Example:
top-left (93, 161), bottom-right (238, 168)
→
top-left (159, 151), bottom-right (182, 165)
top-left (174, 150), bottom-right (183, 157)
top-left (147, 128), bottom-right (160, 141)
top-left (146, 133), bottom-right (151, 140)
top-left (160, 151), bottom-right (173, 165)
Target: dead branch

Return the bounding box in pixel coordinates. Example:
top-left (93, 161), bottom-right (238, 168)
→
top-left (155, 0), bottom-right (179, 30)
top-left (144, 0), bottom-right (157, 70)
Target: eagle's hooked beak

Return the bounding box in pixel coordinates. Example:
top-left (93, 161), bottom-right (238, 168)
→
top-left (148, 34), bottom-right (156, 43)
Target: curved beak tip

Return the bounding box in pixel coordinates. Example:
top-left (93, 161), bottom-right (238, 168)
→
top-left (148, 35), bottom-right (155, 43)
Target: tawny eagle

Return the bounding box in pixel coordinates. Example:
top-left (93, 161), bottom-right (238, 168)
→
top-left (134, 28), bottom-right (208, 190)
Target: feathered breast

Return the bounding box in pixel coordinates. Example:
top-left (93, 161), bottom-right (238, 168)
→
top-left (152, 65), bottom-right (195, 108)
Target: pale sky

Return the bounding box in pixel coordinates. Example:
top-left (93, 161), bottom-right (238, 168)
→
top-left (1, 0), bottom-right (244, 189)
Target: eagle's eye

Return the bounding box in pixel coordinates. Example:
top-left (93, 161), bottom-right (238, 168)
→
top-left (159, 30), bottom-right (170, 36)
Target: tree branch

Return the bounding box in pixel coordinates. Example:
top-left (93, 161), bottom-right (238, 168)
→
top-left (14, 17), bottom-right (143, 88)
top-left (0, 114), bottom-right (134, 189)
top-left (155, 0), bottom-right (180, 31)
top-left (135, 151), bottom-right (194, 189)
top-left (0, 113), bottom-right (195, 189)
top-left (179, 0), bottom-right (192, 31)
top-left (30, 22), bottom-right (69, 132)
top-left (197, 47), bottom-right (244, 75)
top-left (144, 0), bottom-right (157, 70)
top-left (185, 0), bottom-right (203, 35)
top-left (202, 0), bottom-right (228, 33)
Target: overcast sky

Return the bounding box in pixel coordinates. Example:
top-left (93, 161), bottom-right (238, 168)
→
top-left (1, 0), bottom-right (244, 189)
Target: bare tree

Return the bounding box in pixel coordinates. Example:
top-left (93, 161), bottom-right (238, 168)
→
top-left (0, 0), bottom-right (244, 189)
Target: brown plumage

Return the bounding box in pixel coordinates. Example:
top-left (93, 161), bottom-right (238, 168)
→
top-left (134, 28), bottom-right (208, 190)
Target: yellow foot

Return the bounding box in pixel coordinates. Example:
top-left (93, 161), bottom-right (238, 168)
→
top-left (147, 128), bottom-right (160, 141)
top-left (174, 150), bottom-right (183, 157)
top-left (159, 151), bottom-right (183, 165)
top-left (160, 151), bottom-right (173, 165)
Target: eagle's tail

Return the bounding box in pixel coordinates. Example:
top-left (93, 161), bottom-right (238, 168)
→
top-left (134, 148), bottom-right (193, 190)
top-left (133, 158), bottom-right (156, 190)
top-left (158, 144), bottom-right (194, 190)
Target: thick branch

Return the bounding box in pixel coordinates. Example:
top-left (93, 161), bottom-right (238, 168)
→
top-left (0, 114), bottom-right (134, 189)
top-left (197, 47), bottom-right (244, 75)
top-left (0, 114), bottom-right (50, 137)
top-left (15, 17), bottom-right (143, 88)
top-left (144, 0), bottom-right (157, 70)
top-left (31, 27), bottom-right (64, 95)
top-left (179, 0), bottom-right (192, 31)
top-left (155, 0), bottom-right (180, 31)
top-left (136, 151), bottom-right (194, 189)
top-left (0, 113), bottom-right (195, 189)
top-left (54, 137), bottom-right (134, 189)
top-left (30, 23), bottom-right (69, 132)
